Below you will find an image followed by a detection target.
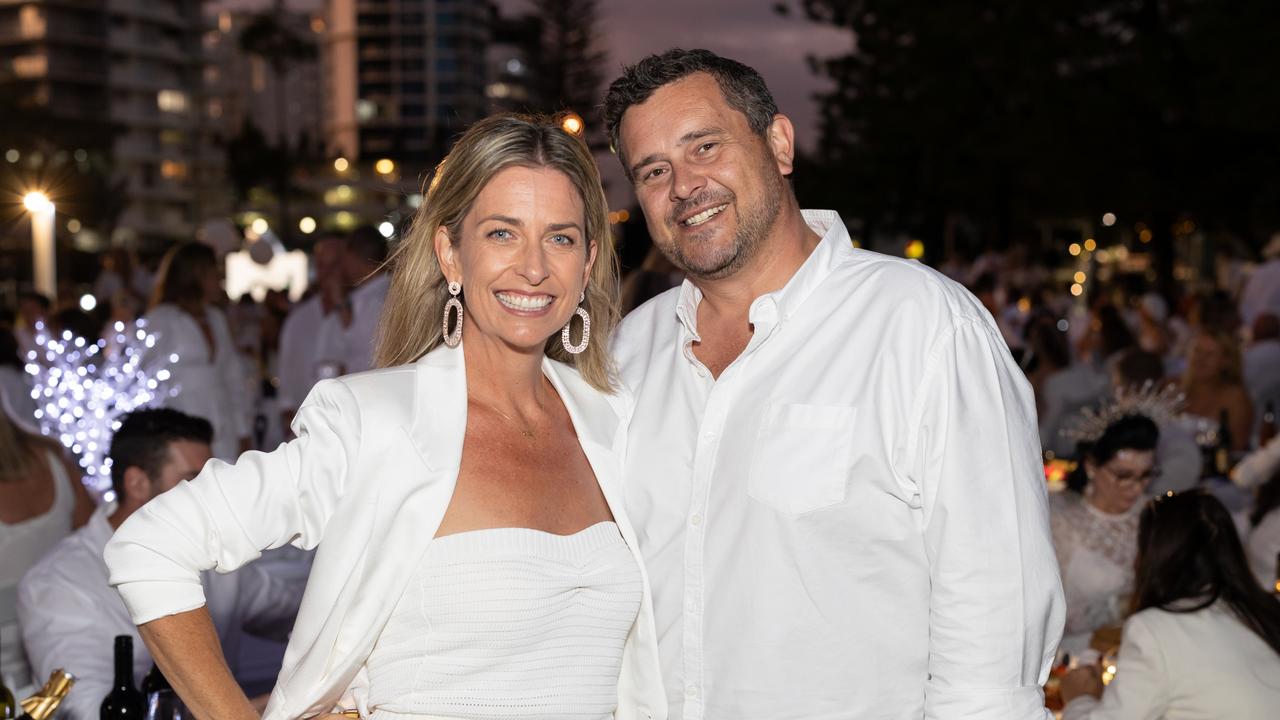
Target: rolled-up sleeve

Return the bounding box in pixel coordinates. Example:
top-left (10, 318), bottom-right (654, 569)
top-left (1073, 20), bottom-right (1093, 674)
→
top-left (105, 379), bottom-right (360, 625)
top-left (908, 317), bottom-right (1066, 718)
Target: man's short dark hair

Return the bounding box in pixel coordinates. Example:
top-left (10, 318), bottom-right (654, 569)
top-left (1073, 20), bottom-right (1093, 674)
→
top-left (603, 48), bottom-right (779, 175)
top-left (347, 225), bottom-right (388, 266)
top-left (108, 408), bottom-right (213, 498)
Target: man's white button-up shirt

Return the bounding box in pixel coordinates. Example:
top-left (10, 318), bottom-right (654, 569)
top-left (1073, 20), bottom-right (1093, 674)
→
top-left (613, 210), bottom-right (1065, 720)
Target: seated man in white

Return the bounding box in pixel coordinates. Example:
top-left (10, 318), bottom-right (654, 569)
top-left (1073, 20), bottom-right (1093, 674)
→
top-left (17, 409), bottom-right (302, 720)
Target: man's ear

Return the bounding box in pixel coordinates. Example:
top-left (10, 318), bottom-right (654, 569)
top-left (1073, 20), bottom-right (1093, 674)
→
top-left (121, 465), bottom-right (151, 504)
top-left (766, 114), bottom-right (797, 177)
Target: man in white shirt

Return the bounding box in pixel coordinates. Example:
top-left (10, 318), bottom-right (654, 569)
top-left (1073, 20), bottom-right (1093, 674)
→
top-left (277, 234), bottom-right (348, 429)
top-left (1244, 313), bottom-right (1280, 412)
top-left (16, 409), bottom-right (301, 720)
top-left (335, 226), bottom-right (391, 374)
top-left (603, 49), bottom-right (1065, 719)
top-left (1241, 234), bottom-right (1280, 327)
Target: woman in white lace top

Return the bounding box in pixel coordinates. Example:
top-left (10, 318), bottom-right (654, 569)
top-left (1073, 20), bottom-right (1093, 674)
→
top-left (1050, 414), bottom-right (1160, 655)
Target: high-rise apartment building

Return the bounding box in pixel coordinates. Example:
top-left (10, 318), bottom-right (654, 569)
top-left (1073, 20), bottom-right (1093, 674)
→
top-left (203, 8), bottom-right (325, 152)
top-left (0, 0), bottom-right (209, 244)
top-left (324, 0), bottom-right (490, 168)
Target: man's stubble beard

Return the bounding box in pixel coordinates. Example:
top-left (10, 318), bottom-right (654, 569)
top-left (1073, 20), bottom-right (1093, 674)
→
top-left (662, 163), bottom-right (786, 282)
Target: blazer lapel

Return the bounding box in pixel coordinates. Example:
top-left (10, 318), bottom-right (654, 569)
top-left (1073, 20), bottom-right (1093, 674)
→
top-left (326, 344), bottom-right (468, 683)
top-left (543, 361), bottom-right (637, 545)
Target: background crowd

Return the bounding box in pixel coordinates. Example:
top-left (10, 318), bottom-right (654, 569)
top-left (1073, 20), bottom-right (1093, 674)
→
top-left (2, 216), bottom-right (1280, 716)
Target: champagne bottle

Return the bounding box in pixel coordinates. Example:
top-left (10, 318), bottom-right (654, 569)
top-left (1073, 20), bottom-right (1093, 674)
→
top-left (18, 669), bottom-right (74, 720)
top-left (101, 636), bottom-right (144, 720)
top-left (1260, 401), bottom-right (1277, 447)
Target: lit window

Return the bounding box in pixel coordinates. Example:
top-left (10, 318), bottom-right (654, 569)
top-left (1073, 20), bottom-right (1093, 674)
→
top-left (356, 99), bottom-right (377, 122)
top-left (157, 90), bottom-right (188, 113)
top-left (13, 55), bottom-right (47, 78)
top-left (160, 161), bottom-right (188, 180)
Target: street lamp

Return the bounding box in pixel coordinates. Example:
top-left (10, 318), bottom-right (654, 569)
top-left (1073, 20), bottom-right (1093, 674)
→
top-left (23, 191), bottom-right (56, 301)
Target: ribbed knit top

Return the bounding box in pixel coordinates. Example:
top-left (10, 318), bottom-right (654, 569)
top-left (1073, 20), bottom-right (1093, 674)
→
top-left (365, 521), bottom-right (643, 720)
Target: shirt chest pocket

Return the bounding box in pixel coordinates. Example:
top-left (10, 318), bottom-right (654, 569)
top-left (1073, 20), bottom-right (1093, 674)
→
top-left (748, 403), bottom-right (855, 516)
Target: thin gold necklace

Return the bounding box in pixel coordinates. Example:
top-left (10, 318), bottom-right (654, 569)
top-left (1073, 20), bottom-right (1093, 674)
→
top-left (470, 397), bottom-right (538, 439)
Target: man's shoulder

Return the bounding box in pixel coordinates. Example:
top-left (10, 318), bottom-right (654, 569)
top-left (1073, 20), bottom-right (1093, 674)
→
top-left (18, 528), bottom-right (101, 604)
top-left (281, 296), bottom-right (323, 333)
top-left (840, 249), bottom-right (987, 321)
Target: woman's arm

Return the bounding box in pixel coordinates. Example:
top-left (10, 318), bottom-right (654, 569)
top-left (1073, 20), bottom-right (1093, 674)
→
top-left (138, 607), bottom-right (258, 720)
top-left (105, 379), bottom-right (362, 706)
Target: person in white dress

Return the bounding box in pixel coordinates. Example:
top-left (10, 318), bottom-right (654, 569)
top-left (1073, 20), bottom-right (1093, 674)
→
top-left (143, 242), bottom-right (252, 461)
top-left (0, 408), bottom-right (92, 694)
top-left (104, 114), bottom-right (667, 720)
top-left (1051, 414), bottom-right (1160, 656)
top-left (1060, 490), bottom-right (1280, 718)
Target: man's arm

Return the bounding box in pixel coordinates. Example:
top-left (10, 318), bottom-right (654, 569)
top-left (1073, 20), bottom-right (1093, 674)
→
top-left (907, 317), bottom-right (1066, 719)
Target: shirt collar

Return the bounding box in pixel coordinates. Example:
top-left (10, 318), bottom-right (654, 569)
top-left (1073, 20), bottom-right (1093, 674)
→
top-left (82, 501), bottom-right (119, 553)
top-left (673, 209), bottom-right (854, 337)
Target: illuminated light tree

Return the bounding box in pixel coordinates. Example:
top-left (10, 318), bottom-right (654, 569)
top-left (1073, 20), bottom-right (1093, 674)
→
top-left (25, 320), bottom-right (179, 499)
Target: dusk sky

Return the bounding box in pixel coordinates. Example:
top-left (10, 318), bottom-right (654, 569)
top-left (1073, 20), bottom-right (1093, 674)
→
top-left (220, 0), bottom-right (853, 151)
top-left (513, 0), bottom-right (853, 152)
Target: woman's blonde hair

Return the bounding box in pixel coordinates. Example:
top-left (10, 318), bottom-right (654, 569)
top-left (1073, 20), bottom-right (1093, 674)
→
top-left (1184, 330), bottom-right (1244, 388)
top-left (375, 114), bottom-right (620, 391)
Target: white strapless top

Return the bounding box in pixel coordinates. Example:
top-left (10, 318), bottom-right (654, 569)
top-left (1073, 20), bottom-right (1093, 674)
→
top-left (365, 521), bottom-right (643, 720)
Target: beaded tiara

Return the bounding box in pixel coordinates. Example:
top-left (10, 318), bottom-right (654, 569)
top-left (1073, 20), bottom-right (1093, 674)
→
top-left (1062, 381), bottom-right (1185, 443)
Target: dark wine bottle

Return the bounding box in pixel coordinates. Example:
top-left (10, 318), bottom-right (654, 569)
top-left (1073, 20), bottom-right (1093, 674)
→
top-left (1213, 409), bottom-right (1232, 476)
top-left (100, 636), bottom-right (144, 720)
top-left (1, 647), bottom-right (15, 720)
top-left (139, 665), bottom-right (170, 698)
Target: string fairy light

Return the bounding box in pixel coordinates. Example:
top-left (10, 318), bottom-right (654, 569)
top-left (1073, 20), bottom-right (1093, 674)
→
top-left (24, 319), bottom-right (179, 499)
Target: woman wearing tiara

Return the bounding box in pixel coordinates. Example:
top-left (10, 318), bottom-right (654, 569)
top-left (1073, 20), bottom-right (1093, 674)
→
top-left (103, 115), bottom-right (667, 720)
top-left (1052, 407), bottom-right (1163, 656)
top-left (1060, 491), bottom-right (1280, 718)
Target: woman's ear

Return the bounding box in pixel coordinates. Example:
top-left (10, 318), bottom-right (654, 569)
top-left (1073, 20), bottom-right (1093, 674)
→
top-left (582, 237), bottom-right (598, 289)
top-left (434, 225), bottom-right (459, 283)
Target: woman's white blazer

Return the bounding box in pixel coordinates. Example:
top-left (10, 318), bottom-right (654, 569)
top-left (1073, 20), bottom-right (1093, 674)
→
top-left (104, 343), bottom-right (668, 720)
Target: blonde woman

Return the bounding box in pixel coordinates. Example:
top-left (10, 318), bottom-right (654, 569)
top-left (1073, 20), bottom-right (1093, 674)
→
top-left (0, 400), bottom-right (92, 692)
top-left (1182, 330), bottom-right (1253, 451)
top-left (103, 115), bottom-right (667, 720)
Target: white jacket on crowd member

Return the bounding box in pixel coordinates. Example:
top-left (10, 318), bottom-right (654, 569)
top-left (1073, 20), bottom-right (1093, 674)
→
top-left (1063, 601), bottom-right (1280, 719)
top-left (276, 295), bottom-right (346, 415)
top-left (17, 502), bottom-right (301, 720)
top-left (340, 272), bottom-right (390, 375)
top-left (104, 344), bottom-right (667, 720)
top-left (142, 304), bottom-right (250, 460)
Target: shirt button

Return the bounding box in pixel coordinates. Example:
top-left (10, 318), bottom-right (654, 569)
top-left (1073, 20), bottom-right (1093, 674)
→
top-left (687, 598), bottom-right (700, 612)
top-left (685, 685), bottom-right (698, 698)
top-left (702, 430), bottom-right (716, 440)
top-left (690, 514), bottom-right (703, 526)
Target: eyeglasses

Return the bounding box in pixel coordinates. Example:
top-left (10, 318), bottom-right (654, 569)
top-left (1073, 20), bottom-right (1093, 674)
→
top-left (1096, 462), bottom-right (1161, 490)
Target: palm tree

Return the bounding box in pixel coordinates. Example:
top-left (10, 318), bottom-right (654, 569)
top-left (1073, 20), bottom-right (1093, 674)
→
top-left (236, 0), bottom-right (317, 243)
